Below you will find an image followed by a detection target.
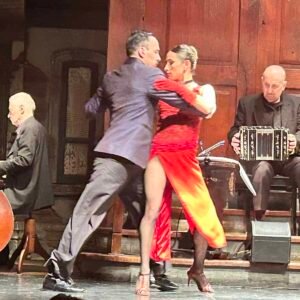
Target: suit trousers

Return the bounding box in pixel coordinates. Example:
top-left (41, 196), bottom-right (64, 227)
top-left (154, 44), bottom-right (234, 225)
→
top-left (50, 156), bottom-right (143, 277)
top-left (244, 156), bottom-right (300, 210)
top-left (119, 172), bottom-right (145, 229)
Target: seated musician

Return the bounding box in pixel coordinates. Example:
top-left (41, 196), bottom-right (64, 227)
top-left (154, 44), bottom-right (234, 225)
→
top-left (227, 65), bottom-right (300, 220)
top-left (0, 92), bottom-right (53, 265)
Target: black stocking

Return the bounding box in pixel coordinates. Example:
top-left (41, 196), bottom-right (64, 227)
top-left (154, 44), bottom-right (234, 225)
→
top-left (191, 230), bottom-right (208, 273)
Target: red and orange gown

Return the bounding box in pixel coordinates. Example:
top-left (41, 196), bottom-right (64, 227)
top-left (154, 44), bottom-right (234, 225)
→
top-left (150, 87), bottom-right (226, 262)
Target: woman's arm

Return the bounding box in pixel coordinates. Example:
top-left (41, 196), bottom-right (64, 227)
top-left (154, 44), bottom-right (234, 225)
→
top-left (189, 83), bottom-right (216, 118)
top-left (153, 78), bottom-right (215, 117)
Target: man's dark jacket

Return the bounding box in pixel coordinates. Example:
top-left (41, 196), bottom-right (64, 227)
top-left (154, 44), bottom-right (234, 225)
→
top-left (0, 116), bottom-right (54, 214)
top-left (228, 92), bottom-right (300, 149)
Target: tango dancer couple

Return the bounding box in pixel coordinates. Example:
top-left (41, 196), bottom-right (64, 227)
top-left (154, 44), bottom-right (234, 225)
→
top-left (42, 30), bottom-right (226, 295)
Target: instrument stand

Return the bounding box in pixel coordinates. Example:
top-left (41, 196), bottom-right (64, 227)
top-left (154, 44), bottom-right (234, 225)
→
top-left (8, 216), bottom-right (49, 273)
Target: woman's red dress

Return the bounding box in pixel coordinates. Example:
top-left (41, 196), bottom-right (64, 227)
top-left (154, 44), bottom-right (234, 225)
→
top-left (150, 95), bottom-right (226, 261)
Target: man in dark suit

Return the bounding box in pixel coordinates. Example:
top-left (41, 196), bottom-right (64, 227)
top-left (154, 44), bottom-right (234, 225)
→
top-left (228, 65), bottom-right (300, 220)
top-left (43, 30), bottom-right (208, 293)
top-left (0, 92), bottom-right (54, 263)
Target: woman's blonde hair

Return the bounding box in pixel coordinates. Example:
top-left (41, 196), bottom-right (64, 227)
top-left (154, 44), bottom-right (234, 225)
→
top-left (171, 44), bottom-right (198, 72)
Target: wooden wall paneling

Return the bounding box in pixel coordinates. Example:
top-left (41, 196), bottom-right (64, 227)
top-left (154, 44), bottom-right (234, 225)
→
top-left (237, 0), bottom-right (260, 99)
top-left (166, 0), bottom-right (239, 83)
top-left (107, 0), bottom-right (146, 71)
top-left (255, 0), bottom-right (282, 92)
top-left (199, 87), bottom-right (237, 157)
top-left (279, 0), bottom-right (300, 91)
top-left (279, 0), bottom-right (300, 65)
top-left (285, 69), bottom-right (300, 90)
top-left (107, 0), bottom-right (169, 70)
top-left (143, 0), bottom-right (168, 63)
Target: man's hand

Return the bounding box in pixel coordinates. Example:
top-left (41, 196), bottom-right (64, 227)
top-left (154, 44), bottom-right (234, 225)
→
top-left (231, 132), bottom-right (241, 155)
top-left (288, 134), bottom-right (297, 154)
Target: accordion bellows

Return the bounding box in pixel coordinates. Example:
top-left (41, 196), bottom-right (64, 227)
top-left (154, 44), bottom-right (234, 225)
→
top-left (239, 126), bottom-right (289, 161)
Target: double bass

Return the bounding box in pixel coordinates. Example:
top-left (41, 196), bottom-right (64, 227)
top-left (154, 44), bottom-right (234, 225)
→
top-left (0, 190), bottom-right (14, 251)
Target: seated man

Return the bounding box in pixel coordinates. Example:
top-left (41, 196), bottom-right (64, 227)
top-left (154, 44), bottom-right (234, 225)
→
top-left (0, 92), bottom-right (54, 264)
top-left (228, 65), bottom-right (300, 220)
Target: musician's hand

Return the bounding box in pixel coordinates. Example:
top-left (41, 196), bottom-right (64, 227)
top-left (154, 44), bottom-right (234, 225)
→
top-left (288, 134), bottom-right (297, 153)
top-left (231, 132), bottom-right (241, 155)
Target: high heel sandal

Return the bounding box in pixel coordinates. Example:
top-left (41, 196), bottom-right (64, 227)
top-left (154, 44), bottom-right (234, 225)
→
top-left (187, 269), bottom-right (214, 293)
top-left (135, 273), bottom-right (150, 296)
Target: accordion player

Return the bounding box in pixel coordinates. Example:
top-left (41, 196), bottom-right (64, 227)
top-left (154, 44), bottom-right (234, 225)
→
top-left (239, 126), bottom-right (289, 161)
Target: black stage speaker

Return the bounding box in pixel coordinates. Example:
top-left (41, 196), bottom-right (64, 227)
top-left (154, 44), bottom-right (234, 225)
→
top-left (251, 221), bottom-right (291, 264)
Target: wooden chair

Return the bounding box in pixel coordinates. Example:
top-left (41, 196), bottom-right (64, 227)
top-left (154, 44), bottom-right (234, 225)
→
top-left (8, 214), bottom-right (49, 273)
top-left (237, 175), bottom-right (298, 235)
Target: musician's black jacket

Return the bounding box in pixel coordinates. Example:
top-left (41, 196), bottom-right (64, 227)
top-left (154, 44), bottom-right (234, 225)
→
top-left (0, 116), bottom-right (54, 214)
top-left (227, 92), bottom-right (300, 154)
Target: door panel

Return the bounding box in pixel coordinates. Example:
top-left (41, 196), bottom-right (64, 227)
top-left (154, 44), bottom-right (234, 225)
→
top-left (200, 87), bottom-right (237, 157)
top-left (280, 1), bottom-right (300, 91)
top-left (107, 0), bottom-right (145, 70)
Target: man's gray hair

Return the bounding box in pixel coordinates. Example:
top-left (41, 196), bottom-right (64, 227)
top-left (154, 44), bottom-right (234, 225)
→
top-left (126, 30), bottom-right (154, 56)
top-left (9, 92), bottom-right (36, 112)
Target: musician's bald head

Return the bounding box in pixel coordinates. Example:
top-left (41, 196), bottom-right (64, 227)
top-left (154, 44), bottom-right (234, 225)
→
top-left (261, 65), bottom-right (287, 103)
top-left (8, 92), bottom-right (36, 127)
top-left (262, 65), bottom-right (286, 81)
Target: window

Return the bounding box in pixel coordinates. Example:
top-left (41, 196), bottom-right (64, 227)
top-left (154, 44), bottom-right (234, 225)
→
top-left (57, 62), bottom-right (98, 183)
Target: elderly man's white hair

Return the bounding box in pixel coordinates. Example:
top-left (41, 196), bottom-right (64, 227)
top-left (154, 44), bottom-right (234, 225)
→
top-left (9, 92), bottom-right (36, 112)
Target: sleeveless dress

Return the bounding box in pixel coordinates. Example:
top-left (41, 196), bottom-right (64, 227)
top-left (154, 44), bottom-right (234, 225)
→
top-left (150, 86), bottom-right (226, 261)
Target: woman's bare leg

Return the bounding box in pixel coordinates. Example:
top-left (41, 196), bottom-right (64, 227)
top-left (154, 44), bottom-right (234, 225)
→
top-left (139, 156), bottom-right (167, 275)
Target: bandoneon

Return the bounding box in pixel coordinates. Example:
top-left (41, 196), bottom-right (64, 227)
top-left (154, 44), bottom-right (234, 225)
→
top-left (239, 126), bottom-right (289, 161)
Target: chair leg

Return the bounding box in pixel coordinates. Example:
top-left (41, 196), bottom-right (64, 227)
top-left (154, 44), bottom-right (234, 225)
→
top-left (291, 187), bottom-right (298, 235)
top-left (34, 236), bottom-right (50, 261)
top-left (17, 236), bottom-right (29, 274)
top-left (7, 235), bottom-right (26, 269)
top-left (8, 217), bottom-right (50, 273)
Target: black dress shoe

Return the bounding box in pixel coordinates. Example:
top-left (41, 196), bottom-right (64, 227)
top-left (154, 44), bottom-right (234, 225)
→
top-left (45, 259), bottom-right (74, 285)
top-left (43, 274), bottom-right (84, 293)
top-left (154, 274), bottom-right (179, 291)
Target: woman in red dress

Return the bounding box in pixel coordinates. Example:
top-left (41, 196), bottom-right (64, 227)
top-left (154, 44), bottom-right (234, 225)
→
top-left (135, 44), bottom-right (226, 296)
